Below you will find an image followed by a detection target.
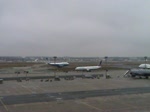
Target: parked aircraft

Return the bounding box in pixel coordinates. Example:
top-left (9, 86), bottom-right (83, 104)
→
top-left (75, 60), bottom-right (102, 72)
top-left (124, 63), bottom-right (150, 79)
top-left (139, 64), bottom-right (150, 68)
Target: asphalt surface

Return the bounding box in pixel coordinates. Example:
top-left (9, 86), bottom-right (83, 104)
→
top-left (1, 87), bottom-right (150, 105)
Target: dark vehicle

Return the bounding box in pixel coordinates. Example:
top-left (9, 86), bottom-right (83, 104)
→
top-left (54, 76), bottom-right (61, 81)
top-left (0, 79), bottom-right (3, 84)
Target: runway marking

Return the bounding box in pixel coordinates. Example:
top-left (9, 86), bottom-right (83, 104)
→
top-left (16, 83), bottom-right (34, 93)
top-left (21, 85), bottom-right (33, 93)
top-left (76, 101), bottom-right (102, 111)
top-left (0, 99), bottom-right (9, 112)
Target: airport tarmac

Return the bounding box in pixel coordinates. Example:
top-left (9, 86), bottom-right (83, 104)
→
top-left (0, 70), bottom-right (150, 112)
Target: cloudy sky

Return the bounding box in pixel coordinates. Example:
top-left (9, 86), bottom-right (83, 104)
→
top-left (0, 0), bottom-right (150, 57)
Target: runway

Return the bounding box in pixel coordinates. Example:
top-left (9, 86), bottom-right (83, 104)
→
top-left (1, 87), bottom-right (150, 105)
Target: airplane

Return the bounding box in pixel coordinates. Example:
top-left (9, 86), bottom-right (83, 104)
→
top-left (35, 57), bottom-right (69, 68)
top-left (138, 64), bottom-right (150, 68)
top-left (124, 63), bottom-right (150, 79)
top-left (75, 60), bottom-right (102, 72)
top-left (47, 62), bottom-right (69, 68)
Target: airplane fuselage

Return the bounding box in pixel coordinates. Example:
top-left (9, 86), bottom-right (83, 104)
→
top-left (75, 60), bottom-right (102, 72)
top-left (75, 66), bottom-right (101, 72)
top-left (48, 62), bottom-right (69, 67)
top-left (130, 68), bottom-right (150, 78)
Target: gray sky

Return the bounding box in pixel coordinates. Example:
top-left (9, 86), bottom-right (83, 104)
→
top-left (0, 0), bottom-right (150, 57)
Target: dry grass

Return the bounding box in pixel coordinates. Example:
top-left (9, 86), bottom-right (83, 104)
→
top-left (0, 61), bottom-right (143, 71)
top-left (0, 62), bottom-right (41, 69)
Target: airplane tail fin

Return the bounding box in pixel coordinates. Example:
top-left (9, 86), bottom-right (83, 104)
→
top-left (98, 60), bottom-right (102, 66)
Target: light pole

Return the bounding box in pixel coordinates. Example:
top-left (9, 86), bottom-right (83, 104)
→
top-left (53, 56), bottom-right (57, 63)
top-left (104, 56), bottom-right (108, 79)
top-left (53, 56), bottom-right (57, 78)
top-left (144, 56), bottom-right (147, 69)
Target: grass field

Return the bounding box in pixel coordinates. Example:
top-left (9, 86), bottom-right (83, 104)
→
top-left (0, 61), bottom-right (145, 71)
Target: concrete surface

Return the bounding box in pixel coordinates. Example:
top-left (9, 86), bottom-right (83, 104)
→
top-left (0, 70), bottom-right (150, 112)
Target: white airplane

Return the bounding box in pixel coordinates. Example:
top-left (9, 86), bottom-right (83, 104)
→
top-left (47, 62), bottom-right (69, 68)
top-left (139, 64), bottom-right (150, 69)
top-left (34, 58), bottom-right (69, 68)
top-left (75, 60), bottom-right (102, 72)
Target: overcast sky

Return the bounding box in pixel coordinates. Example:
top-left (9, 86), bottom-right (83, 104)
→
top-left (0, 0), bottom-right (150, 57)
